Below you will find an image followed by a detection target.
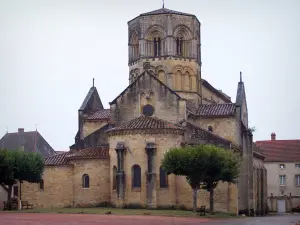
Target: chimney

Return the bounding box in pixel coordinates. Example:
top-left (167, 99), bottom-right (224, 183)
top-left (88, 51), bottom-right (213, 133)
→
top-left (18, 128), bottom-right (24, 134)
top-left (271, 132), bottom-right (276, 141)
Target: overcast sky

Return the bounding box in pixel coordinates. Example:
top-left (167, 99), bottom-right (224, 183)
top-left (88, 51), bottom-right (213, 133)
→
top-left (0, 0), bottom-right (299, 150)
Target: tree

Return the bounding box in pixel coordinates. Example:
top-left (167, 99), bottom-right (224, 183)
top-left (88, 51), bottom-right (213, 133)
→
top-left (161, 144), bottom-right (241, 214)
top-left (161, 145), bottom-right (211, 212)
top-left (0, 149), bottom-right (12, 184)
top-left (199, 145), bottom-right (241, 214)
top-left (0, 149), bottom-right (44, 204)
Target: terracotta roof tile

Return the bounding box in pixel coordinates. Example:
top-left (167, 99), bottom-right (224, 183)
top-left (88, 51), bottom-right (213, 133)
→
top-left (256, 140), bottom-right (300, 162)
top-left (196, 104), bottom-right (236, 118)
top-left (87, 109), bottom-right (110, 120)
top-left (107, 115), bottom-right (184, 132)
top-left (66, 147), bottom-right (109, 160)
top-left (45, 152), bottom-right (70, 166)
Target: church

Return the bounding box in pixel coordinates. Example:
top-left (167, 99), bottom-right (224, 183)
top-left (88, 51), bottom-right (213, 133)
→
top-left (21, 6), bottom-right (268, 215)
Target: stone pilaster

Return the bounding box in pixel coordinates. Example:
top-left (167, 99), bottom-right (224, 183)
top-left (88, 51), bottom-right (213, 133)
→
top-left (115, 142), bottom-right (126, 205)
top-left (145, 142), bottom-right (156, 208)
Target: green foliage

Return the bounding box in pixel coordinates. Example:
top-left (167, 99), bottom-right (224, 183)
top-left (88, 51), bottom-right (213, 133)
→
top-left (0, 149), bottom-right (13, 184)
top-left (0, 149), bottom-right (44, 185)
top-left (161, 144), bottom-right (241, 213)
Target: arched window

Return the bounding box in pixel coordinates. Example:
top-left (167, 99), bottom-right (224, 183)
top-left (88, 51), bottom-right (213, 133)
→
top-left (154, 37), bottom-right (161, 57)
top-left (160, 167), bottom-right (168, 188)
top-left (132, 165), bottom-right (141, 188)
top-left (208, 126), bottom-right (213, 132)
top-left (39, 179), bottom-right (44, 190)
top-left (113, 166), bottom-right (117, 190)
top-left (176, 37), bottom-right (183, 56)
top-left (82, 174), bottom-right (90, 188)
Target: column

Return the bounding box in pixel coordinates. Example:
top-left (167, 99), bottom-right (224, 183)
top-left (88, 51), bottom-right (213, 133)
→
top-left (115, 142), bottom-right (126, 206)
top-left (145, 142), bottom-right (156, 208)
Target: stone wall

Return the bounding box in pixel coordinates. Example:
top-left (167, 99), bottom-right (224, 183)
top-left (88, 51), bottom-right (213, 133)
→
top-left (22, 165), bottom-right (74, 208)
top-left (192, 117), bottom-right (239, 145)
top-left (72, 158), bottom-right (110, 207)
top-left (83, 120), bottom-right (108, 138)
top-left (201, 85), bottom-right (229, 104)
top-left (109, 133), bottom-right (182, 207)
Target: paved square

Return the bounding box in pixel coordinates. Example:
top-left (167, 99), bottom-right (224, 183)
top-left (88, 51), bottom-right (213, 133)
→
top-left (0, 213), bottom-right (211, 225)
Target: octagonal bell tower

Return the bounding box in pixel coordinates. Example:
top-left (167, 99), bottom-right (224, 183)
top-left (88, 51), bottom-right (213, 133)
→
top-left (128, 6), bottom-right (202, 104)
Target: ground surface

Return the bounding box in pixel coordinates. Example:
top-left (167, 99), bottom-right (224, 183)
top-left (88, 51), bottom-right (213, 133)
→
top-left (1, 212), bottom-right (299, 225)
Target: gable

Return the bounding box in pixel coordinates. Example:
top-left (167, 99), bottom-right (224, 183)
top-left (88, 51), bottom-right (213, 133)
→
top-left (109, 71), bottom-right (186, 125)
top-left (201, 79), bottom-right (232, 104)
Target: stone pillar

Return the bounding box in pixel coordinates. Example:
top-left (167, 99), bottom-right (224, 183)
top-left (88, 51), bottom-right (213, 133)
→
top-left (145, 142), bottom-right (156, 208)
top-left (247, 132), bottom-right (254, 215)
top-left (115, 142), bottom-right (126, 206)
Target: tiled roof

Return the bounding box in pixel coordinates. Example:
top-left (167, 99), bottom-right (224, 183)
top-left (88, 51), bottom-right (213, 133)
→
top-left (45, 152), bottom-right (70, 166)
top-left (107, 115), bottom-right (184, 132)
top-left (196, 104), bottom-right (236, 118)
top-left (0, 130), bottom-right (56, 158)
top-left (140, 8), bottom-right (194, 17)
top-left (87, 109), bottom-right (110, 120)
top-left (256, 140), bottom-right (300, 162)
top-left (66, 147), bottom-right (109, 159)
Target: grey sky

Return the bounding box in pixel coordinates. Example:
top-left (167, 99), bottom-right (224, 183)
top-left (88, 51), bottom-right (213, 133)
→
top-left (0, 0), bottom-right (299, 150)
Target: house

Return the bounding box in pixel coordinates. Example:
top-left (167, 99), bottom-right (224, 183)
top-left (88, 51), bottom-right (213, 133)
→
top-left (256, 133), bottom-right (300, 213)
top-left (0, 128), bottom-right (55, 208)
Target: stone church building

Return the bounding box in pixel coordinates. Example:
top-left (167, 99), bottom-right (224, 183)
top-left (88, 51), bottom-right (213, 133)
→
top-left (21, 6), bottom-right (267, 215)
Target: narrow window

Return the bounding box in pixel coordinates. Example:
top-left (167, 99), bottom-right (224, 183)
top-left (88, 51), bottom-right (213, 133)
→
top-left (208, 126), bottom-right (213, 132)
top-left (39, 179), bottom-right (44, 190)
top-left (82, 174), bottom-right (90, 188)
top-left (295, 175), bottom-right (300, 186)
top-left (176, 38), bottom-right (183, 56)
top-left (279, 175), bottom-right (286, 186)
top-left (279, 164), bottom-right (285, 169)
top-left (160, 166), bottom-right (168, 188)
top-left (113, 166), bottom-right (117, 190)
top-left (157, 38), bottom-right (161, 56)
top-left (132, 165), bottom-right (141, 188)
top-left (154, 38), bottom-right (157, 57)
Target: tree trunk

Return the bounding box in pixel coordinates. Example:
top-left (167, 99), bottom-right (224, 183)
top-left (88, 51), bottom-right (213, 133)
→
top-left (7, 184), bottom-right (13, 210)
top-left (209, 184), bottom-right (214, 214)
top-left (7, 185), bottom-right (12, 202)
top-left (192, 188), bottom-right (197, 212)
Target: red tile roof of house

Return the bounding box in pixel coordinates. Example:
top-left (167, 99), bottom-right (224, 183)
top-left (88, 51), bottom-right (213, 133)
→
top-left (44, 152), bottom-right (70, 166)
top-left (196, 103), bottom-right (236, 118)
top-left (256, 138), bottom-right (300, 162)
top-left (87, 109), bottom-right (110, 120)
top-left (66, 147), bottom-right (109, 160)
top-left (106, 115), bottom-right (184, 132)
